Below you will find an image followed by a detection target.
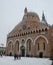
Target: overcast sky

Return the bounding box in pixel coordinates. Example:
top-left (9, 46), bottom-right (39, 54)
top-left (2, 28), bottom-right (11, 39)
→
top-left (0, 0), bottom-right (53, 46)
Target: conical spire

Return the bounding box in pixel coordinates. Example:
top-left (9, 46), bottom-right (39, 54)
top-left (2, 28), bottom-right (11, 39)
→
top-left (42, 12), bottom-right (48, 25)
top-left (24, 7), bottom-right (27, 15)
top-left (42, 12), bottom-right (45, 20)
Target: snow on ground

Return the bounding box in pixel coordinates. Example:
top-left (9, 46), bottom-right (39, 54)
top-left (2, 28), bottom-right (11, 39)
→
top-left (0, 56), bottom-right (52, 65)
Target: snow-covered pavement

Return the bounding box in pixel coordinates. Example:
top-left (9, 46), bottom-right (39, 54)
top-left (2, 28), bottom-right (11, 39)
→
top-left (0, 56), bottom-right (52, 65)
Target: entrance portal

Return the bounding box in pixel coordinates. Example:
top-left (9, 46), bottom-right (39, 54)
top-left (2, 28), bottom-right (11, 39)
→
top-left (9, 52), bottom-right (12, 56)
top-left (21, 46), bottom-right (25, 57)
top-left (21, 49), bottom-right (25, 57)
top-left (39, 52), bottom-right (43, 58)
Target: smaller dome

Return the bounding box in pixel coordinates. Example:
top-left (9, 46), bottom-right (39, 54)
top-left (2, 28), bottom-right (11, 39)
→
top-left (27, 12), bottom-right (40, 19)
top-left (23, 11), bottom-right (40, 22)
top-left (23, 7), bottom-right (40, 22)
top-left (28, 12), bottom-right (38, 17)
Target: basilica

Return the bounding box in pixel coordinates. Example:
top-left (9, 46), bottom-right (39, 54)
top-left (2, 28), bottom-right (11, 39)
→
top-left (6, 8), bottom-right (53, 57)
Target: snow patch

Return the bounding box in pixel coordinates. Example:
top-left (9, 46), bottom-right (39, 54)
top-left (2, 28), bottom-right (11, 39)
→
top-left (0, 56), bottom-right (52, 65)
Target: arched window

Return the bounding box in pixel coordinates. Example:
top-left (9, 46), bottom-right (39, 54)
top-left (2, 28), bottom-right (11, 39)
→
top-left (38, 43), bottom-right (39, 50)
top-left (18, 42), bottom-right (19, 51)
top-left (36, 30), bottom-right (38, 33)
top-left (43, 42), bottom-right (45, 50)
top-left (39, 29), bottom-right (41, 33)
top-left (8, 42), bottom-right (13, 51)
top-left (42, 29), bottom-right (44, 32)
top-left (33, 31), bottom-right (35, 33)
top-left (15, 41), bottom-right (19, 51)
top-left (45, 28), bottom-right (48, 31)
top-left (27, 39), bottom-right (31, 52)
top-left (29, 42), bottom-right (31, 51)
top-left (22, 39), bottom-right (25, 45)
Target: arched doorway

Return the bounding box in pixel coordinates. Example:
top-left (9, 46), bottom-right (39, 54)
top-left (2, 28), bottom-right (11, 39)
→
top-left (20, 46), bottom-right (25, 57)
top-left (39, 52), bottom-right (43, 58)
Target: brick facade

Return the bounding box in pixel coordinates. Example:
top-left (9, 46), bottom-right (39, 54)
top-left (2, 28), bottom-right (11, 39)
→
top-left (6, 8), bottom-right (53, 57)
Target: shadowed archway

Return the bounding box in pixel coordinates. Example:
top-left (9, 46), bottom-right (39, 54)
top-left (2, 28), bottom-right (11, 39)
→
top-left (39, 52), bottom-right (43, 58)
top-left (20, 46), bottom-right (25, 57)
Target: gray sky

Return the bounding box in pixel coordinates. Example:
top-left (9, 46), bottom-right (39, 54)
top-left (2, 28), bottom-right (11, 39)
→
top-left (0, 0), bottom-right (53, 46)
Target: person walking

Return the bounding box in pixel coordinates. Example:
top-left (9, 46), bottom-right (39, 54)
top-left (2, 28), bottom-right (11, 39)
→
top-left (14, 53), bottom-right (16, 60)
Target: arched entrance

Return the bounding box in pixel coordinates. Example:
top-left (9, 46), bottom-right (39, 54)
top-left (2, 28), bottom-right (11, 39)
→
top-left (20, 46), bottom-right (25, 57)
top-left (34, 35), bottom-right (48, 57)
top-left (9, 52), bottom-right (12, 56)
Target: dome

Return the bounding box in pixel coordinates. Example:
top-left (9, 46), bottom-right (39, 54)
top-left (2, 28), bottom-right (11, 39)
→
top-left (27, 12), bottom-right (39, 18)
top-left (29, 12), bottom-right (39, 20)
top-left (23, 11), bottom-right (40, 22)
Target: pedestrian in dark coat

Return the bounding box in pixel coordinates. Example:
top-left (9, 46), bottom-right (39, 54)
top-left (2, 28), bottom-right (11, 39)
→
top-left (14, 54), bottom-right (16, 60)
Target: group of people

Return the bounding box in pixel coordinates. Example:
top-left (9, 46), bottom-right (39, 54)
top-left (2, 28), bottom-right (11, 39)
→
top-left (14, 54), bottom-right (21, 60)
